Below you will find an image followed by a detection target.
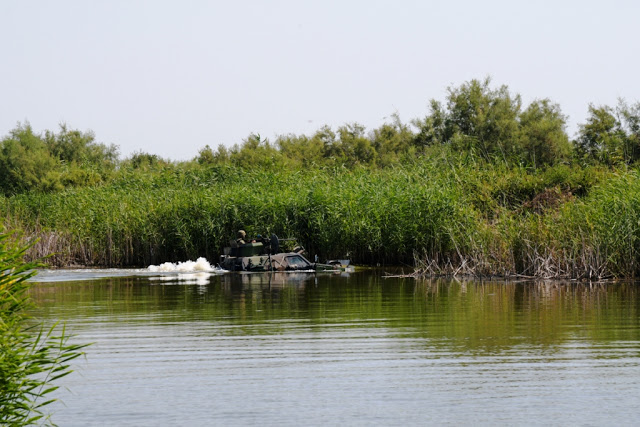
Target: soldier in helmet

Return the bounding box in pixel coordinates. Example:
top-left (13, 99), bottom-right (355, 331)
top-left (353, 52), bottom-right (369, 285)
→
top-left (236, 230), bottom-right (247, 245)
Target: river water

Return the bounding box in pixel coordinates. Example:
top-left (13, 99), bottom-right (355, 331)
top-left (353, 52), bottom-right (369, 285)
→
top-left (29, 268), bottom-right (640, 426)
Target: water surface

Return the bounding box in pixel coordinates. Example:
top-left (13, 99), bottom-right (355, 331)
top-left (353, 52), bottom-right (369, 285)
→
top-left (30, 270), bottom-right (640, 426)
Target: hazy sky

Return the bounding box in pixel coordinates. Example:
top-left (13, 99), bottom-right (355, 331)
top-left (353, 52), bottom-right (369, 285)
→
top-left (2, 0), bottom-right (638, 160)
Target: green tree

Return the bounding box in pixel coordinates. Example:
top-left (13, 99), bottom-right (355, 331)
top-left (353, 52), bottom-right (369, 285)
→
top-left (414, 78), bottom-right (574, 167)
top-left (371, 114), bottom-right (415, 166)
top-left (313, 126), bottom-right (337, 160)
top-left (517, 99), bottom-right (571, 167)
top-left (276, 133), bottom-right (324, 167)
top-left (0, 123), bottom-right (62, 194)
top-left (618, 100), bottom-right (640, 163)
top-left (445, 77), bottom-right (522, 161)
top-left (196, 145), bottom-right (216, 165)
top-left (323, 123), bottom-right (375, 167)
top-left (413, 78), bottom-right (522, 161)
top-left (575, 104), bottom-right (627, 165)
top-left (44, 124), bottom-right (118, 168)
top-left (229, 134), bottom-right (285, 169)
top-left (0, 123), bottom-right (119, 194)
top-left (0, 231), bottom-right (86, 425)
top-left (412, 99), bottom-right (449, 148)
top-left (124, 151), bottom-right (169, 170)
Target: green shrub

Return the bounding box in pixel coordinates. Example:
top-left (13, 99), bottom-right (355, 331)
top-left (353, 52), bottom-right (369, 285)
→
top-left (0, 230), bottom-right (86, 425)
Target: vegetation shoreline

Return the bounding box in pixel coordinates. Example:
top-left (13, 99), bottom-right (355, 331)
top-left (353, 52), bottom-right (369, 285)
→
top-left (1, 78), bottom-right (639, 279)
top-left (3, 161), bottom-right (639, 280)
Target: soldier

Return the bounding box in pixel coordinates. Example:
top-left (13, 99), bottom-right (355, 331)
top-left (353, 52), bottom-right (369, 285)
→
top-left (236, 230), bottom-right (246, 245)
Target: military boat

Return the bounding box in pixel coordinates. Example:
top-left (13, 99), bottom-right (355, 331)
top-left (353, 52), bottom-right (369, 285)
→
top-left (219, 233), bottom-right (349, 272)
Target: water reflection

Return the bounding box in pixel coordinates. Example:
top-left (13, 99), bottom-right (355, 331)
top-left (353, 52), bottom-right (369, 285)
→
top-left (28, 273), bottom-right (640, 426)
top-left (30, 274), bottom-right (640, 349)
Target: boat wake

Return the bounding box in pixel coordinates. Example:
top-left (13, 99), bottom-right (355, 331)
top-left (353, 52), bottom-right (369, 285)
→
top-left (147, 257), bottom-right (222, 273)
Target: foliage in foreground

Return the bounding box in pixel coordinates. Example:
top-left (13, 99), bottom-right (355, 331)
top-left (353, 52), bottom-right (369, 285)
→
top-left (0, 231), bottom-right (86, 425)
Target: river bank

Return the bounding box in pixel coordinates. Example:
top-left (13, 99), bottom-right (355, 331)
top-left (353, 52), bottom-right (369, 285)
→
top-left (3, 159), bottom-right (640, 279)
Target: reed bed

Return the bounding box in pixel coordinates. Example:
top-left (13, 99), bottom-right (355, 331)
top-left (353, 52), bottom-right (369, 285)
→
top-left (2, 160), bottom-right (639, 279)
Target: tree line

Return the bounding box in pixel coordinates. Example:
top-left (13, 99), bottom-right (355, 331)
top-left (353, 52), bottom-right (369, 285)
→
top-left (1, 77), bottom-right (639, 195)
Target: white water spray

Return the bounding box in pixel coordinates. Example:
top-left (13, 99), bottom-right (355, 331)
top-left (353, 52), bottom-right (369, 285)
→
top-left (147, 257), bottom-right (220, 273)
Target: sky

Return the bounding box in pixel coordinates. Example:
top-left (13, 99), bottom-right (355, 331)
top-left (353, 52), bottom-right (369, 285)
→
top-left (1, 0), bottom-right (639, 161)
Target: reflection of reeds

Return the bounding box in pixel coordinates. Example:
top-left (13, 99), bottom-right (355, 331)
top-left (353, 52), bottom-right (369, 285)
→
top-left (410, 279), bottom-right (640, 347)
top-left (29, 273), bottom-right (640, 348)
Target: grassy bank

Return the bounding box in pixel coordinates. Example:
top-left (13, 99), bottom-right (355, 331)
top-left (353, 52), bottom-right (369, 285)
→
top-left (3, 152), bottom-right (639, 279)
top-left (0, 157), bottom-right (472, 267)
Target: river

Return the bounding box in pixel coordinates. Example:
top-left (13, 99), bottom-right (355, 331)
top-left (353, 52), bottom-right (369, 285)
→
top-left (29, 268), bottom-right (640, 426)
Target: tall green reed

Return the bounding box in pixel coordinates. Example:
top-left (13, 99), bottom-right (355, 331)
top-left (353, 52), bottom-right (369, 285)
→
top-left (0, 230), bottom-right (87, 425)
top-left (2, 160), bottom-right (638, 278)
